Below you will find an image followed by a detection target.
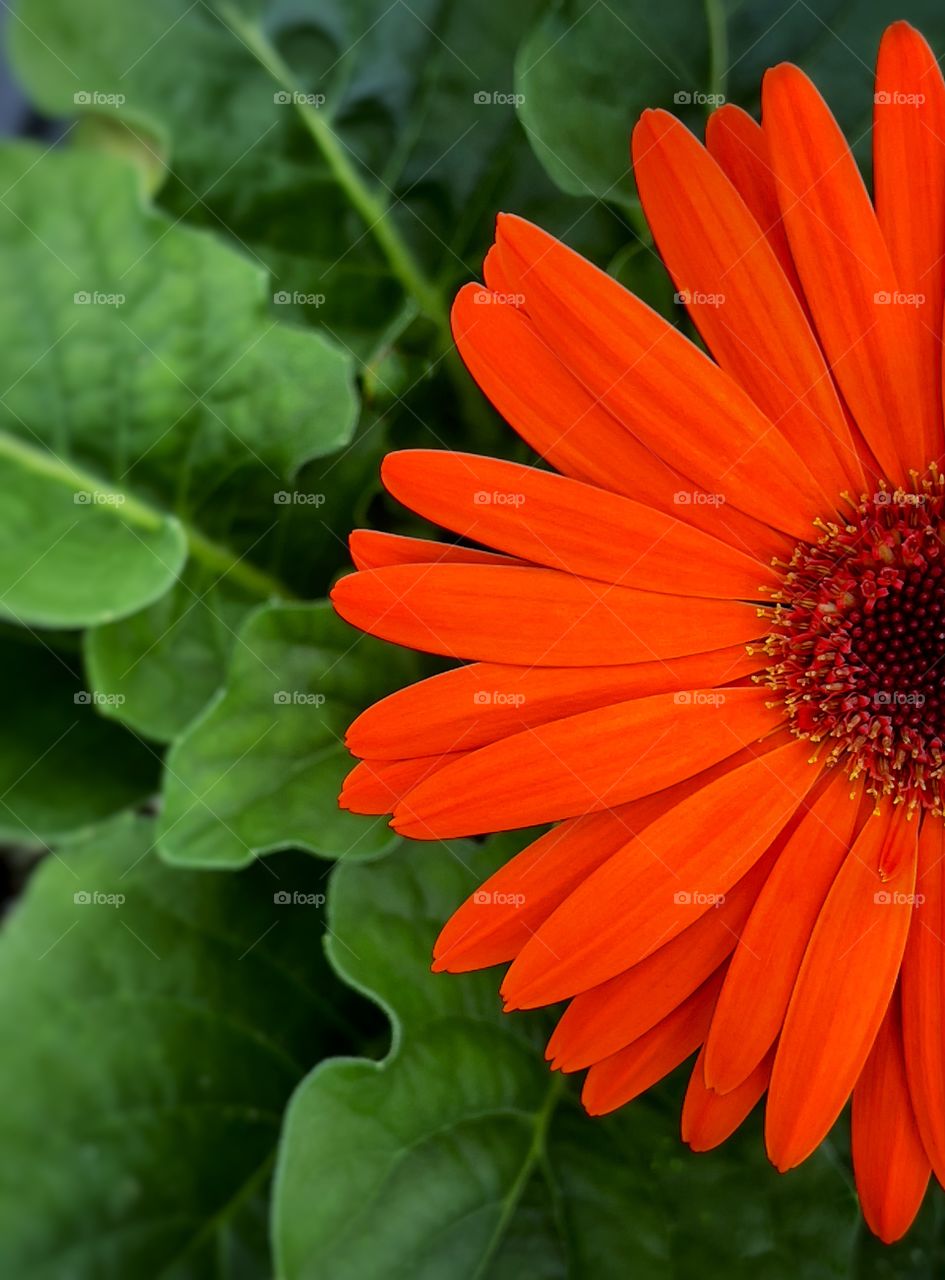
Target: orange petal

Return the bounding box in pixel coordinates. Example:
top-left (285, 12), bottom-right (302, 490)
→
top-left (900, 818), bottom-right (945, 1183)
top-left (874, 21), bottom-right (945, 461)
top-left (349, 530), bottom-right (522, 571)
top-left (493, 214), bottom-right (829, 538)
top-left (547, 838), bottom-right (780, 1071)
top-left (765, 803), bottom-right (919, 1170)
top-left (393, 686), bottom-right (781, 838)
top-left (432, 785), bottom-right (687, 973)
top-left (763, 63), bottom-right (934, 480)
top-left (501, 735), bottom-right (818, 1008)
top-left (704, 104), bottom-right (805, 302)
top-left (346, 646), bottom-right (764, 760)
top-left (330, 564), bottom-right (763, 666)
top-left (451, 283), bottom-right (790, 562)
top-left (582, 971), bottom-right (723, 1116)
top-left (340, 755), bottom-right (458, 815)
top-left (852, 993), bottom-right (930, 1244)
top-left (381, 450), bottom-right (774, 598)
top-left (703, 770), bottom-right (864, 1092)
top-left (633, 109), bottom-right (860, 493)
top-left (682, 1046), bottom-right (773, 1152)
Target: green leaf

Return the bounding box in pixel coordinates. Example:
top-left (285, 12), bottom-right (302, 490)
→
top-left (0, 631), bottom-right (157, 841)
top-left (84, 563), bottom-right (256, 745)
top-left (0, 141), bottom-right (357, 628)
top-left (11, 0), bottom-right (625, 354)
top-left (514, 0), bottom-right (945, 210)
top-left (157, 602), bottom-right (417, 868)
top-left (516, 0), bottom-right (710, 211)
top-left (273, 838), bottom-right (868, 1279)
top-left (0, 435), bottom-right (187, 629)
top-left (0, 812), bottom-right (361, 1278)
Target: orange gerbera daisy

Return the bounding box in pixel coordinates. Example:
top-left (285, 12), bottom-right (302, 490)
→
top-left (331, 21), bottom-right (945, 1243)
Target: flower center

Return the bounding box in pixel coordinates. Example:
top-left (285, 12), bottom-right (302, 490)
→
top-left (763, 469), bottom-right (945, 813)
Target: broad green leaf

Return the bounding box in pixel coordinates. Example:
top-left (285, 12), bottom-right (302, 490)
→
top-left (0, 436), bottom-right (186, 629)
top-left (515, 0), bottom-right (711, 211)
top-left (515, 0), bottom-right (945, 208)
top-left (84, 414), bottom-right (389, 744)
top-left (11, 0), bottom-right (626, 354)
top-left (0, 141), bottom-right (357, 628)
top-left (84, 564), bottom-right (256, 745)
top-left (0, 812), bottom-right (360, 1278)
top-left (0, 631), bottom-right (156, 841)
top-left (157, 602), bottom-right (417, 868)
top-left (273, 838), bottom-right (868, 1280)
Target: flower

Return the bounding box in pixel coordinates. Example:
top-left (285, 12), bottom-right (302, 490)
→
top-left (331, 21), bottom-right (945, 1244)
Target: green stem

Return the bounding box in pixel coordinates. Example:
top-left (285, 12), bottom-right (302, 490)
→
top-left (704, 0), bottom-right (728, 106)
top-left (218, 3), bottom-right (445, 326)
top-left (216, 3), bottom-right (501, 449)
top-left (472, 1072), bottom-right (565, 1279)
top-left (185, 526), bottom-right (295, 599)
